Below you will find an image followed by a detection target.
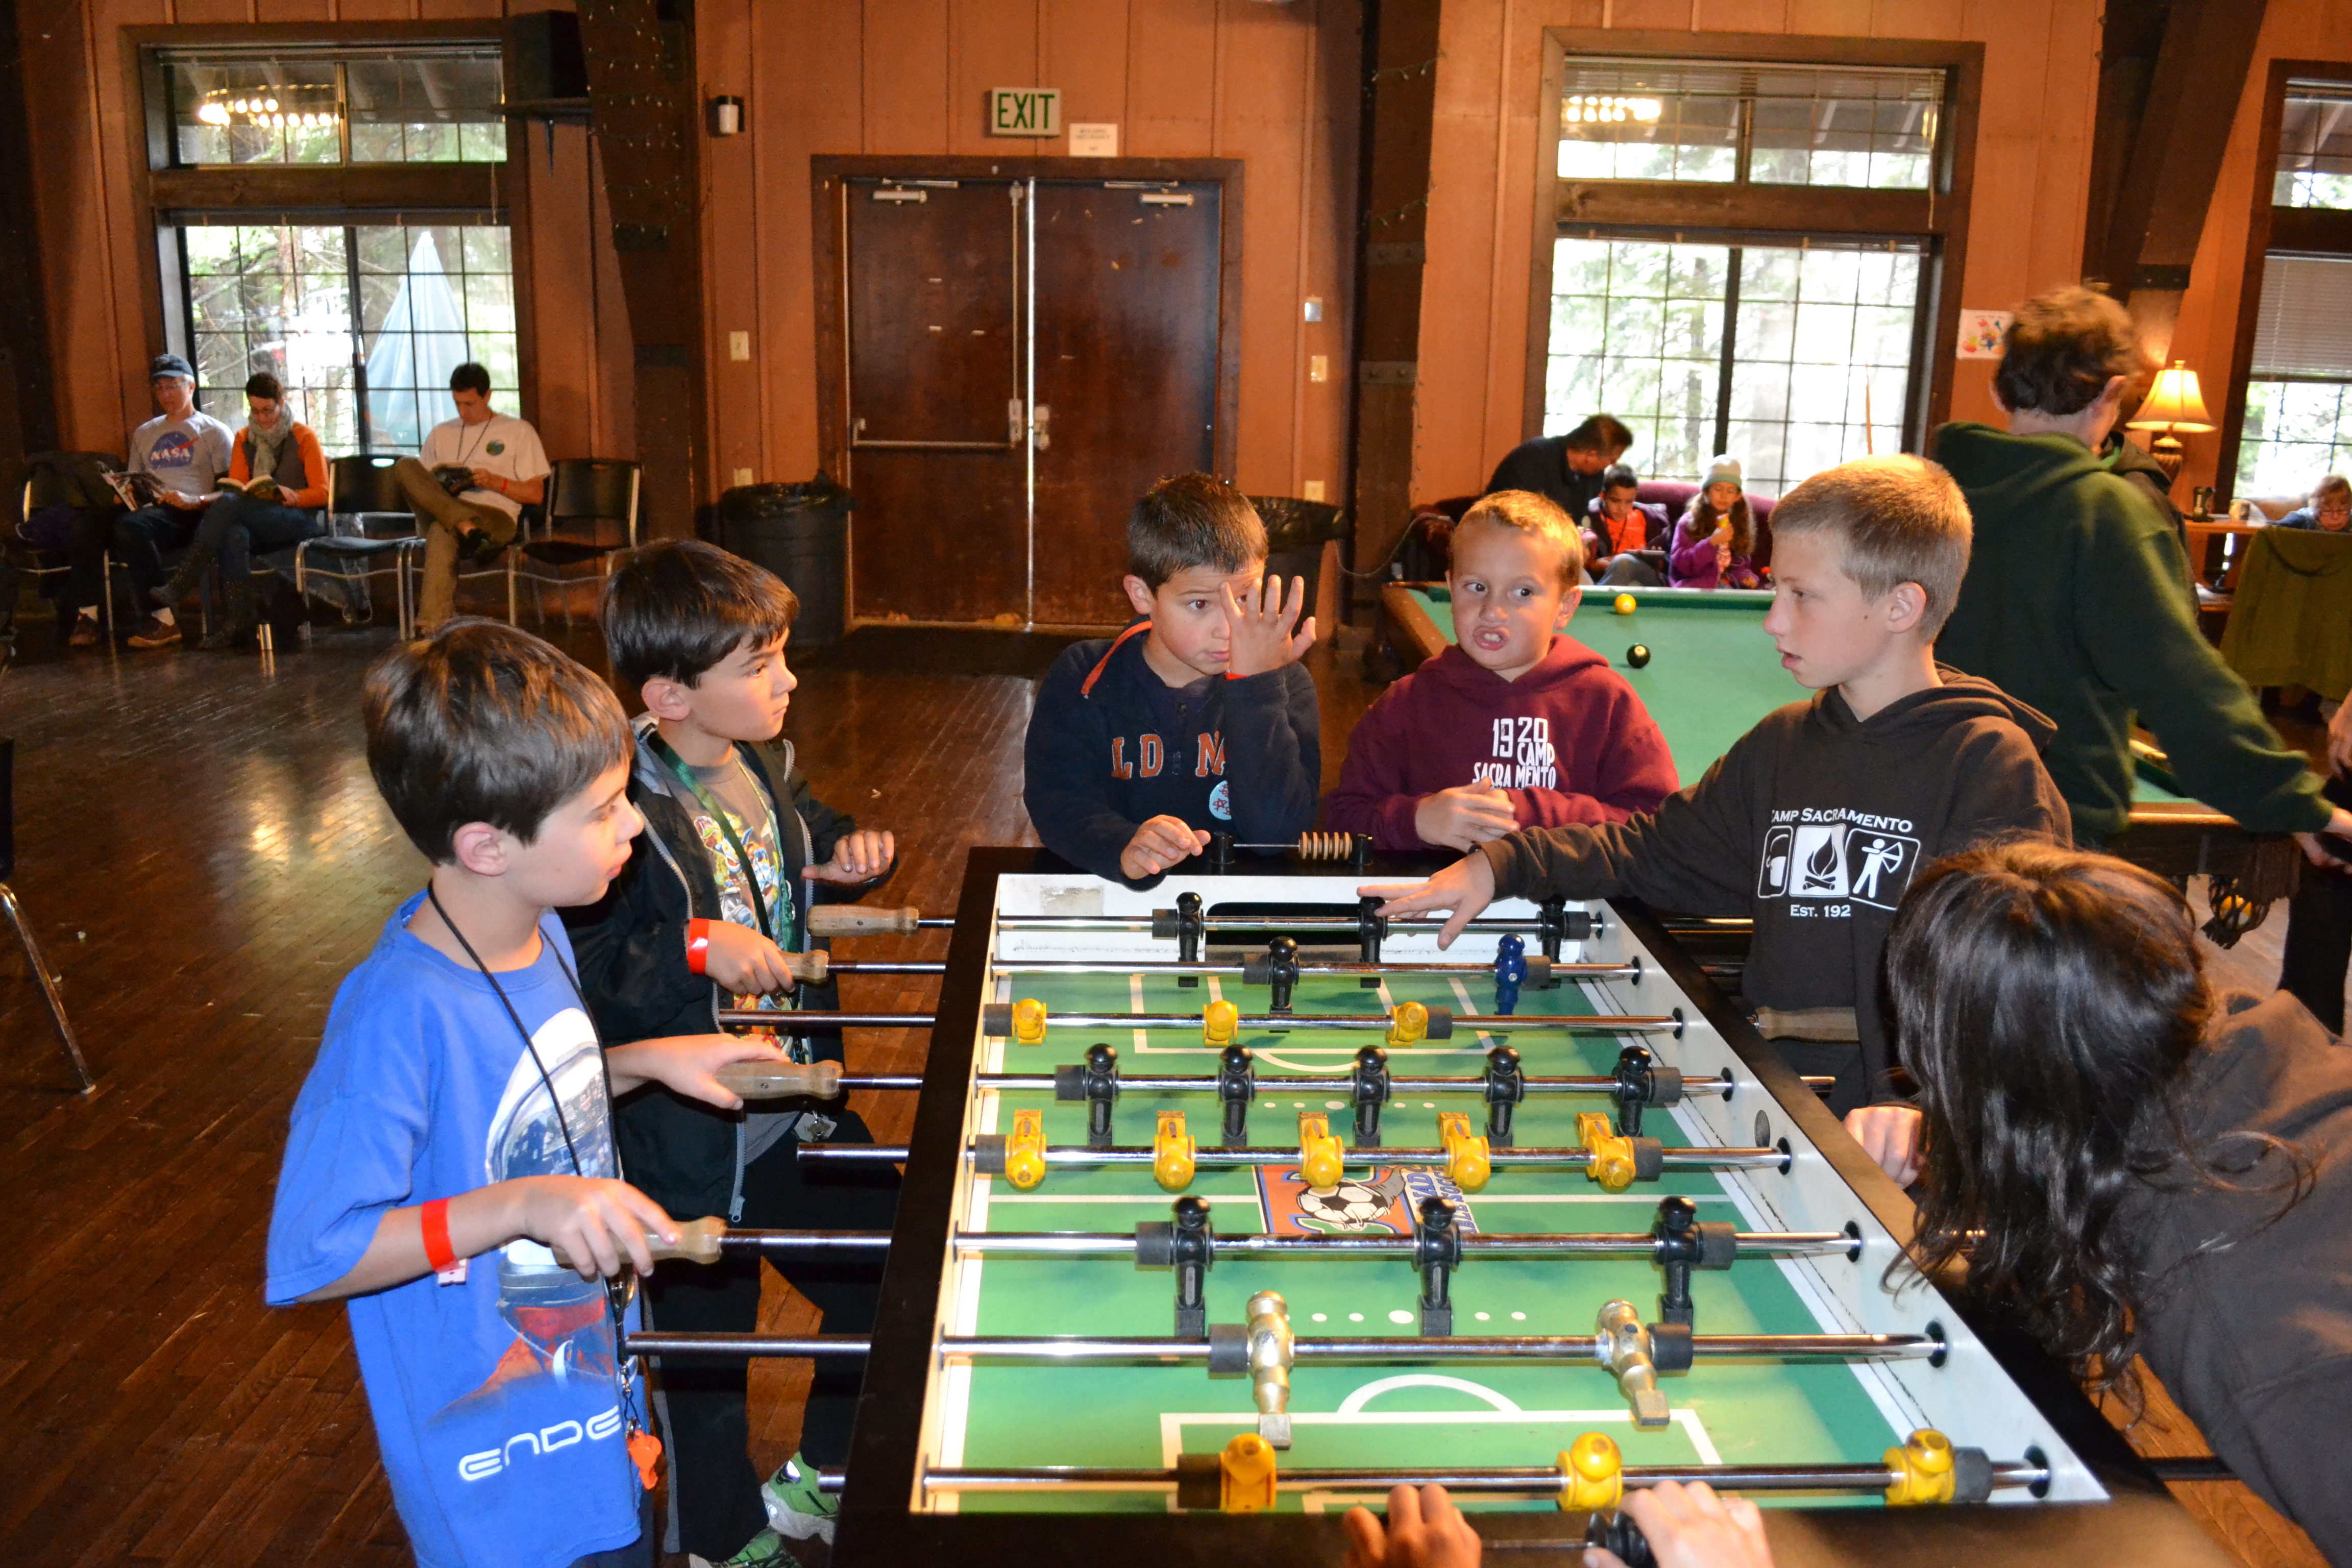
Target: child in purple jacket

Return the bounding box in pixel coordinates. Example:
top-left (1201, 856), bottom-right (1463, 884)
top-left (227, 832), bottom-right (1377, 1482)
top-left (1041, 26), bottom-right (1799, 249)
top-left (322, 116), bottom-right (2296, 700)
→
top-left (1670, 456), bottom-right (1765, 590)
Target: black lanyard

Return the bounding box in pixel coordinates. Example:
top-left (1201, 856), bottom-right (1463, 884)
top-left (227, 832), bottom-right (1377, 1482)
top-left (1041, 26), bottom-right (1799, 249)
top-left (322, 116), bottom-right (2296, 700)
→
top-left (646, 733), bottom-right (788, 949)
top-left (422, 887), bottom-right (651, 1458)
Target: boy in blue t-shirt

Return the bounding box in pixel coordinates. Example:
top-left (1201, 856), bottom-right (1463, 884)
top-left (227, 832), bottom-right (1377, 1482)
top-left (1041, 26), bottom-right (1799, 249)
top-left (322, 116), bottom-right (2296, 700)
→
top-left (266, 621), bottom-right (788, 1568)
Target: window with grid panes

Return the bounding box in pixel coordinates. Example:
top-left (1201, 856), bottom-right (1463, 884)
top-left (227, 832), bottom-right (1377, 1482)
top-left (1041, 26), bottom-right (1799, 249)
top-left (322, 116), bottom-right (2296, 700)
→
top-left (180, 220), bottom-right (516, 457)
top-left (2238, 253), bottom-right (2352, 497)
top-left (2275, 81), bottom-right (2352, 210)
top-left (1545, 235), bottom-right (1923, 494)
top-left (1557, 59), bottom-right (1942, 190)
top-left (161, 44), bottom-right (506, 167)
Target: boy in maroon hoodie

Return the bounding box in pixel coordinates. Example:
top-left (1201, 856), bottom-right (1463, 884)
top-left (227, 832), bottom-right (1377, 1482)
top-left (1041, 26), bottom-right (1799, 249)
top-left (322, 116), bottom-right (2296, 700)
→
top-left (1366, 456), bottom-right (2071, 1113)
top-left (1325, 489), bottom-right (1678, 852)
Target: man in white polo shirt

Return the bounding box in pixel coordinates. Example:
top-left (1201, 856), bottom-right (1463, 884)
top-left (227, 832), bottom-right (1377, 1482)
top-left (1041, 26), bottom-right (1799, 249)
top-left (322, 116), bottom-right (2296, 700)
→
top-left (390, 361), bottom-right (550, 632)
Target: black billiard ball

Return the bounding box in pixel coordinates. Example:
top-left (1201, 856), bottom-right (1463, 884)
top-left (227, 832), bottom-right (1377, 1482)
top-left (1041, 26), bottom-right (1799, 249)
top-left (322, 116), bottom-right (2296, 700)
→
top-left (1627, 644), bottom-right (1651, 668)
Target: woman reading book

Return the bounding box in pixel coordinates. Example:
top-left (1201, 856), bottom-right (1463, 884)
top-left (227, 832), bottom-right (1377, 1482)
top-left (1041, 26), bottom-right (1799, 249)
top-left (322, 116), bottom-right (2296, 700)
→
top-left (150, 370), bottom-right (329, 650)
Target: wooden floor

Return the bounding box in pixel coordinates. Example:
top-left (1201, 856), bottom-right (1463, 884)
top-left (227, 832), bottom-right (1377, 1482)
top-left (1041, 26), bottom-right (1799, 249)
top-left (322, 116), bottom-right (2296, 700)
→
top-left (0, 607), bottom-right (2322, 1567)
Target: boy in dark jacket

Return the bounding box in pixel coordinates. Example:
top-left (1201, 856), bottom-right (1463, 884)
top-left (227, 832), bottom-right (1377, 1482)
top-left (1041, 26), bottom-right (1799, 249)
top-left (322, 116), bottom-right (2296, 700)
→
top-left (1324, 488), bottom-right (1676, 852)
top-left (1366, 456), bottom-right (2072, 1113)
top-left (1932, 285), bottom-right (2347, 852)
top-left (1024, 474), bottom-right (1321, 880)
top-left (566, 540), bottom-right (896, 1568)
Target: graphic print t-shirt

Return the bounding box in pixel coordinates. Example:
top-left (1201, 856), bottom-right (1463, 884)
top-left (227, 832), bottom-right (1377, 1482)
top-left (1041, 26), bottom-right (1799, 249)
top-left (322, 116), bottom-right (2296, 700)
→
top-left (266, 900), bottom-right (643, 1568)
top-left (130, 411), bottom-right (233, 497)
top-left (683, 754), bottom-right (813, 1162)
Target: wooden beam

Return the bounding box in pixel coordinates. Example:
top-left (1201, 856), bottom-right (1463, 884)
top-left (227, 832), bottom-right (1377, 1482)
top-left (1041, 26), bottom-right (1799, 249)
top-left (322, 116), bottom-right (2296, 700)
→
top-left (1555, 183), bottom-right (1942, 237)
top-left (574, 0), bottom-right (709, 537)
top-left (2090, 0), bottom-right (2270, 354)
top-left (0, 0), bottom-right (56, 461)
top-left (147, 165), bottom-right (502, 217)
top-left (1345, 0), bottom-right (1443, 612)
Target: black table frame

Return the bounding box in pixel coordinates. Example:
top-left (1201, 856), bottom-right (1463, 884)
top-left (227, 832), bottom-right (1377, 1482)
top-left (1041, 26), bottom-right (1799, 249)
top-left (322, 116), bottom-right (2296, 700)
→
top-left (831, 847), bottom-right (2233, 1567)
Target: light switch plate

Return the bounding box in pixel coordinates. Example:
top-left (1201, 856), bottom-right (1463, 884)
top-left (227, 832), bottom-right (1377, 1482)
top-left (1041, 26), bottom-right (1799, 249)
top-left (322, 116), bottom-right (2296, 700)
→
top-left (1302, 480), bottom-right (1327, 502)
top-left (732, 468), bottom-right (755, 488)
top-left (729, 331), bottom-right (751, 361)
top-left (1309, 354), bottom-right (1329, 384)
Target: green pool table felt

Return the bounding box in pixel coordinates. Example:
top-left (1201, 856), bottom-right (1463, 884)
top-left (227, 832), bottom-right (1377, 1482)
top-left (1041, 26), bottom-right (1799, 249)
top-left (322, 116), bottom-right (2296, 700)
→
top-left (1405, 585), bottom-right (2188, 805)
top-left (944, 967), bottom-right (1905, 1513)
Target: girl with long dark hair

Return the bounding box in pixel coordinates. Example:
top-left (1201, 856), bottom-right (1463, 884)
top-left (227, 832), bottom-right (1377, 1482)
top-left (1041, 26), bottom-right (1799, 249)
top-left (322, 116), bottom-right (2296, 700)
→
top-left (1847, 841), bottom-right (2347, 1558)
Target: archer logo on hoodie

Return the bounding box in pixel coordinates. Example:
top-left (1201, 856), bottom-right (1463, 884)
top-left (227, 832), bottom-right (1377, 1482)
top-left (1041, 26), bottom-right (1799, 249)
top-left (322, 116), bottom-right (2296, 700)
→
top-left (1474, 717), bottom-right (1559, 791)
top-left (1757, 809), bottom-right (1921, 913)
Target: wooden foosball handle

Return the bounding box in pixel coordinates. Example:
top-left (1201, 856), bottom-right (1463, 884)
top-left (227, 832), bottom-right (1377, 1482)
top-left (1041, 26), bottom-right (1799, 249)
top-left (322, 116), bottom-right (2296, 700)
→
top-left (808, 905), bottom-right (921, 936)
top-left (781, 949), bottom-right (830, 983)
top-left (1752, 1006), bottom-right (1860, 1042)
top-left (552, 1215), bottom-right (728, 1271)
top-left (717, 1059), bottom-right (845, 1098)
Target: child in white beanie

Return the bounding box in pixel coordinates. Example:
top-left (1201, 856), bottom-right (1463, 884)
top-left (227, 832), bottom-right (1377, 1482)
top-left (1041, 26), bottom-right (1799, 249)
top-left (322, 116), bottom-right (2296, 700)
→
top-left (1670, 455), bottom-right (1762, 589)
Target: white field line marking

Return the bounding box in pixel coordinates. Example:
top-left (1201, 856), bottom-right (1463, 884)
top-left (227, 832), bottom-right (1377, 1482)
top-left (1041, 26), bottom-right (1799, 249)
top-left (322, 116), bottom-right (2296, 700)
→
top-left (1450, 976), bottom-right (1498, 1051)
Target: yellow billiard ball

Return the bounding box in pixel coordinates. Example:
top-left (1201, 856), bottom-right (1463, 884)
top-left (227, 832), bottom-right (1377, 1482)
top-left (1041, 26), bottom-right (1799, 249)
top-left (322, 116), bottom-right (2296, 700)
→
top-left (1613, 593), bottom-right (1636, 616)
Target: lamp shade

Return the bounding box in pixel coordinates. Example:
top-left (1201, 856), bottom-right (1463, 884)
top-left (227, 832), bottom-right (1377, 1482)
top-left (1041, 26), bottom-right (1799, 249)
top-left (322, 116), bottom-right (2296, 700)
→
top-left (2127, 361), bottom-right (2215, 433)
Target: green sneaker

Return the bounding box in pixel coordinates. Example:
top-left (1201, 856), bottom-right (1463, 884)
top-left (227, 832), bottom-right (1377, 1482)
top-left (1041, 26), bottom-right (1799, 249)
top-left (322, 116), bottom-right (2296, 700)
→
top-left (762, 1452), bottom-right (838, 1544)
top-left (702, 1527), bottom-right (800, 1568)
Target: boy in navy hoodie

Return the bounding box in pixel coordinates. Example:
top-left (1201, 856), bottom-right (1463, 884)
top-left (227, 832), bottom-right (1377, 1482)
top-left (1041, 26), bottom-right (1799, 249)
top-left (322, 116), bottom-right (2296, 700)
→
top-left (1368, 456), bottom-right (2070, 1113)
top-left (1024, 474), bottom-right (1321, 880)
top-left (1325, 489), bottom-right (1677, 851)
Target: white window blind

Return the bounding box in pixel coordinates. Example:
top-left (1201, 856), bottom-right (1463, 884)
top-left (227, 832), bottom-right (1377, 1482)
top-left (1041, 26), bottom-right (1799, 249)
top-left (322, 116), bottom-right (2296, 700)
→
top-left (2251, 254), bottom-right (2352, 380)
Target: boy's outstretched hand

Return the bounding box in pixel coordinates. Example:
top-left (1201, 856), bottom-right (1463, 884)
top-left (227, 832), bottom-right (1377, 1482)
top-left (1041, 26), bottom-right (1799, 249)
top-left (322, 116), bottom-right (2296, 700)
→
top-left (1414, 779), bottom-right (1520, 850)
top-left (698, 919), bottom-right (799, 994)
top-left (606, 1032), bottom-right (793, 1111)
top-left (1123, 815), bottom-right (1210, 880)
top-left (1222, 574), bottom-right (1317, 677)
top-left (1363, 850), bottom-right (1499, 947)
top-left (515, 1175), bottom-right (676, 1282)
top-left (811, 827), bottom-right (895, 884)
top-left (1343, 1483), bottom-right (1482, 1568)
top-left (1585, 1482), bottom-right (1775, 1568)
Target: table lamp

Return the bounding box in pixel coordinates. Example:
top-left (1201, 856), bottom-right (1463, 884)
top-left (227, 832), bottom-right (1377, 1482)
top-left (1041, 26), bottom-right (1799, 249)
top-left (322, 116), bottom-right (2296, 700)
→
top-left (2125, 361), bottom-right (2215, 487)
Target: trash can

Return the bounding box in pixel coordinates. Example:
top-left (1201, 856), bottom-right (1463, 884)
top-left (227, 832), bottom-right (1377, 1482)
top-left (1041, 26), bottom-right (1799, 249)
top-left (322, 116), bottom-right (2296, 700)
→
top-left (717, 476), bottom-right (852, 648)
top-left (1248, 495), bottom-right (1349, 624)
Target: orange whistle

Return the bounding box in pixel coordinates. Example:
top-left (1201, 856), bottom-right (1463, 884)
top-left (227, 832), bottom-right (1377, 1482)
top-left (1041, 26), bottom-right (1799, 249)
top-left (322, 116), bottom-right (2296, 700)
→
top-left (627, 1428), bottom-right (664, 1490)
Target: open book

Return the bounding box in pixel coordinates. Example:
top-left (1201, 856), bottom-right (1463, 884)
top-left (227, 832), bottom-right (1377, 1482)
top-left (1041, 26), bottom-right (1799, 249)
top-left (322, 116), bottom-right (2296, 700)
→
top-left (101, 471), bottom-right (282, 506)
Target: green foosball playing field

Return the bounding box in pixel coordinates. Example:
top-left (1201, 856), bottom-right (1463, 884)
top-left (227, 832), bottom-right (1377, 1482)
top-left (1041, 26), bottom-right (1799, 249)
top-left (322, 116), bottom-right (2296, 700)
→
top-left (942, 963), bottom-right (1904, 1514)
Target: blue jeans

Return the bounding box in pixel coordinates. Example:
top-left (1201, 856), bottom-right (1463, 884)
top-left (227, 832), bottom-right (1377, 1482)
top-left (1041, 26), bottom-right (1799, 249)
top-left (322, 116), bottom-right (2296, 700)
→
top-left (190, 492), bottom-right (323, 583)
top-left (110, 504), bottom-right (200, 598)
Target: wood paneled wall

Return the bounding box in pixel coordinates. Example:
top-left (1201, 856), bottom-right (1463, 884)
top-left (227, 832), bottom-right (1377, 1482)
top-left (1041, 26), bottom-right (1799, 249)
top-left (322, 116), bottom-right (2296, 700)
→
top-left (2164, 0), bottom-right (2352, 503)
top-left (691, 0), bottom-right (1361, 502)
top-left (1412, 0), bottom-right (2103, 502)
top-left (22, 0), bottom-right (632, 465)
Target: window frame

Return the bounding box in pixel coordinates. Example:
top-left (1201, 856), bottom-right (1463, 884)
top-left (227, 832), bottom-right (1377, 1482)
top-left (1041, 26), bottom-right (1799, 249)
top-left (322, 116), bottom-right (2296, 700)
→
top-left (122, 23), bottom-right (536, 437)
top-left (1524, 29), bottom-right (1983, 460)
top-left (2218, 58), bottom-right (2352, 502)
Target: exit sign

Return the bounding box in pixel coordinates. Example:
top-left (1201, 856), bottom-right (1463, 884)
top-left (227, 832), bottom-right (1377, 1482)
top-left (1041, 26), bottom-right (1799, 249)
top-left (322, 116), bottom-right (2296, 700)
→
top-left (989, 87), bottom-right (1061, 137)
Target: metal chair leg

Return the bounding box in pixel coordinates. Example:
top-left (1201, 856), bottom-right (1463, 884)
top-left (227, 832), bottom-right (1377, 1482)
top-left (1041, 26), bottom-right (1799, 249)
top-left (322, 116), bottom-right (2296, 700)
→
top-left (0, 881), bottom-right (93, 1093)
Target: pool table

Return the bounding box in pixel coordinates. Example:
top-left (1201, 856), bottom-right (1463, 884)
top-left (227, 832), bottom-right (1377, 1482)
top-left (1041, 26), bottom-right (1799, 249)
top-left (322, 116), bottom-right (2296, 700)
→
top-left (1377, 581), bottom-right (2303, 936)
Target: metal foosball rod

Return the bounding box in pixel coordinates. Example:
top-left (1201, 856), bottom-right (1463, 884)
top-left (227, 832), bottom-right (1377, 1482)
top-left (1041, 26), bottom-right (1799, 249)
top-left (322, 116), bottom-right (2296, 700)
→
top-left (975, 1000), bottom-right (1678, 1039)
top-left (619, 1329), bottom-right (1938, 1365)
top-left (951, 1228), bottom-right (1855, 1262)
top-left (799, 1137), bottom-right (1788, 1187)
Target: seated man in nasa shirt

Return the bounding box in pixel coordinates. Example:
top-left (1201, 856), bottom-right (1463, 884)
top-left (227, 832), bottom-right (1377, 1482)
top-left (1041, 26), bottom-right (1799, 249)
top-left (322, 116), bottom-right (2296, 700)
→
top-left (89, 354), bottom-right (236, 649)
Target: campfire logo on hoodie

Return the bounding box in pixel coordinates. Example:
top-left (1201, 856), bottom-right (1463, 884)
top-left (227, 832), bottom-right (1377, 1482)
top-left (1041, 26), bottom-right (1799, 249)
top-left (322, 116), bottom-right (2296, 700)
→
top-left (1757, 809), bottom-right (1921, 913)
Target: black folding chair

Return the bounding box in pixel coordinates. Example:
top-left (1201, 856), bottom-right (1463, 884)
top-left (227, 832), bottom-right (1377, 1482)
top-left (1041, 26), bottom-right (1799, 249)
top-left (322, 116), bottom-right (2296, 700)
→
top-left (511, 458), bottom-right (642, 625)
top-left (297, 455), bottom-right (425, 640)
top-left (0, 739), bottom-right (93, 1093)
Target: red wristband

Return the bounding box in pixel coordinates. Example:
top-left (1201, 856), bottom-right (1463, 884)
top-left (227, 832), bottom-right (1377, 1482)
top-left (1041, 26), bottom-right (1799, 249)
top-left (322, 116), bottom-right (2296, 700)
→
top-left (420, 1198), bottom-right (457, 1275)
top-left (687, 918), bottom-right (712, 975)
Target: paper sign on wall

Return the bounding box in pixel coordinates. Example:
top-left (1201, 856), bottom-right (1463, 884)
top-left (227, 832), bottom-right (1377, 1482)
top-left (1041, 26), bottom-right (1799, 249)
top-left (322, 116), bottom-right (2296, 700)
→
top-left (1068, 122), bottom-right (1118, 158)
top-left (1956, 311), bottom-right (2012, 358)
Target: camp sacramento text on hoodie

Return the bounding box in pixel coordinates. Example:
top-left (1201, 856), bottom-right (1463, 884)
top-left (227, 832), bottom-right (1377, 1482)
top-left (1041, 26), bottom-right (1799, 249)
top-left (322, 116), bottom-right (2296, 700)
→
top-left (1322, 636), bottom-right (1677, 852)
top-left (1477, 671), bottom-right (2071, 1109)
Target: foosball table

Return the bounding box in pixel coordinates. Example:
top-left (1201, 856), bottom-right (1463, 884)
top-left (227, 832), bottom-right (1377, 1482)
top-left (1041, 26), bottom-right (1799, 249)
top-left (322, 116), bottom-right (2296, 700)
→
top-left (656, 848), bottom-right (2238, 1566)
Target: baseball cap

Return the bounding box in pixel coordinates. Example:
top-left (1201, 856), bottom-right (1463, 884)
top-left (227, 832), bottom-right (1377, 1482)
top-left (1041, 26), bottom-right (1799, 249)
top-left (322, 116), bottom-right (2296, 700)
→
top-left (149, 354), bottom-right (194, 381)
